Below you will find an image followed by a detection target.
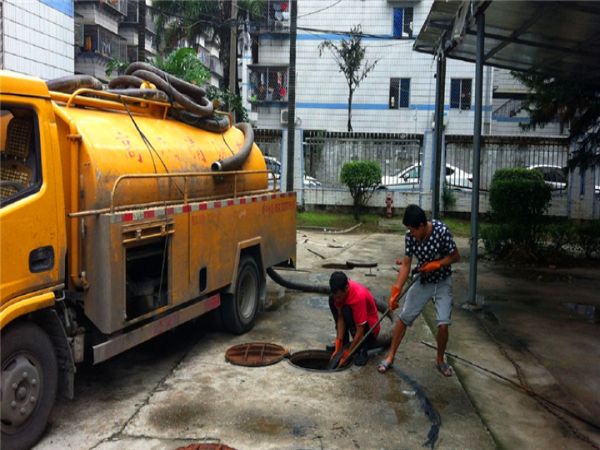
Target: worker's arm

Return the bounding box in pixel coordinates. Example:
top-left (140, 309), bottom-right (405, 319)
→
top-left (339, 323), bottom-right (366, 366)
top-left (335, 307), bottom-right (346, 342)
top-left (389, 255), bottom-right (412, 310)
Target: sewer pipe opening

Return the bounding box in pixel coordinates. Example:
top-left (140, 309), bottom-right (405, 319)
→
top-left (288, 350), bottom-right (350, 372)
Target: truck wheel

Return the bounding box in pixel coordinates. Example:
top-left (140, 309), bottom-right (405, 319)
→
top-left (1, 322), bottom-right (58, 450)
top-left (222, 256), bottom-right (260, 334)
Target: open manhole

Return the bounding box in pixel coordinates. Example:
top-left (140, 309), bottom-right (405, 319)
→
top-left (225, 342), bottom-right (289, 367)
top-left (288, 349), bottom-right (350, 372)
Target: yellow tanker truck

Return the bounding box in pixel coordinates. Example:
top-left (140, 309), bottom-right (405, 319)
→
top-left (0, 70), bottom-right (296, 449)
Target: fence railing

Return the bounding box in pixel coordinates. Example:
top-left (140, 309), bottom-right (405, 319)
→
top-left (303, 131), bottom-right (423, 188)
top-left (445, 135), bottom-right (570, 191)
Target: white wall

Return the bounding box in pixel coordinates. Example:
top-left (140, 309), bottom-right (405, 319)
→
top-left (1, 0), bottom-right (74, 79)
top-left (253, 0), bottom-right (565, 138)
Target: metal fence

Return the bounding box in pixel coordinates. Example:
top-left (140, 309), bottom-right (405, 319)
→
top-left (445, 135), bottom-right (570, 191)
top-left (303, 131), bottom-right (423, 188)
top-left (255, 129), bottom-right (283, 161)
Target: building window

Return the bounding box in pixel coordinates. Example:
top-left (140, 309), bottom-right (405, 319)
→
top-left (450, 78), bottom-right (472, 110)
top-left (393, 7), bottom-right (413, 38)
top-left (249, 67), bottom-right (288, 103)
top-left (389, 78), bottom-right (410, 109)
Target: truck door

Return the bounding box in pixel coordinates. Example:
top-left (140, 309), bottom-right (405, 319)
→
top-left (0, 98), bottom-right (64, 304)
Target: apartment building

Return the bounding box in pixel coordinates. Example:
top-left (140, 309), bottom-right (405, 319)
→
top-left (246, 0), bottom-right (564, 136)
top-left (0, 0), bottom-right (74, 79)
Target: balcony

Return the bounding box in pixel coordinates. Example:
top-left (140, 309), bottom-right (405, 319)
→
top-left (100, 0), bottom-right (127, 17)
top-left (263, 0), bottom-right (289, 33)
top-left (80, 24), bottom-right (127, 60)
top-left (209, 55), bottom-right (224, 78)
top-left (248, 65), bottom-right (288, 104)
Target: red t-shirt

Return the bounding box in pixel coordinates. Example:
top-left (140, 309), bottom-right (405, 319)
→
top-left (334, 280), bottom-right (380, 337)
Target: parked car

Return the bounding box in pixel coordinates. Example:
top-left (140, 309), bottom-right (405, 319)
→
top-left (264, 156), bottom-right (322, 188)
top-left (527, 164), bottom-right (567, 190)
top-left (527, 164), bottom-right (600, 194)
top-left (380, 162), bottom-right (473, 190)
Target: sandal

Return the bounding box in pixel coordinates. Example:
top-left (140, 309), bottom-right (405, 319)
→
top-left (377, 359), bottom-right (393, 373)
top-left (436, 362), bottom-right (453, 377)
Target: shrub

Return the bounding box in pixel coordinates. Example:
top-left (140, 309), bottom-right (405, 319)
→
top-left (486, 168), bottom-right (551, 252)
top-left (480, 223), bottom-right (514, 256)
top-left (577, 221), bottom-right (600, 258)
top-left (340, 160), bottom-right (382, 220)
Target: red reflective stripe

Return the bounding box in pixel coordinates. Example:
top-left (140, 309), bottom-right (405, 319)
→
top-left (240, 198), bottom-right (247, 204)
top-left (122, 213), bottom-right (133, 222)
top-left (199, 203), bottom-right (208, 210)
top-left (252, 197), bottom-right (257, 203)
top-left (183, 205), bottom-right (191, 213)
top-left (214, 201), bottom-right (222, 208)
top-left (227, 199), bottom-right (234, 206)
top-left (144, 210), bottom-right (155, 219)
top-left (271, 194), bottom-right (277, 200)
top-left (166, 207), bottom-right (175, 215)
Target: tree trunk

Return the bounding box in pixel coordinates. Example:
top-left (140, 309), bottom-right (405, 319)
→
top-left (347, 89), bottom-right (353, 132)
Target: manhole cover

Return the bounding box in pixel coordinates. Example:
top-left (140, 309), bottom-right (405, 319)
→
top-left (176, 444), bottom-right (236, 450)
top-left (225, 342), bottom-right (289, 367)
top-left (288, 349), bottom-right (351, 372)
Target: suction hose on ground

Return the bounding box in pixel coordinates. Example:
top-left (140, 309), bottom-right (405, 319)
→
top-left (266, 268), bottom-right (330, 294)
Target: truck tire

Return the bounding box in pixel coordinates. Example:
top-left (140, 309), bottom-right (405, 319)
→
top-left (222, 256), bottom-right (260, 334)
top-left (1, 322), bottom-right (58, 450)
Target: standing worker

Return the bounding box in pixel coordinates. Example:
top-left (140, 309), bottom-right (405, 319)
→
top-left (328, 272), bottom-right (380, 366)
top-left (377, 204), bottom-right (460, 376)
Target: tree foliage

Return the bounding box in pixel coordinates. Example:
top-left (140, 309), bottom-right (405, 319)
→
top-left (340, 160), bottom-right (382, 219)
top-left (318, 25), bottom-right (378, 132)
top-left (513, 71), bottom-right (600, 171)
top-left (152, 0), bottom-right (265, 90)
top-left (485, 167), bottom-right (551, 252)
top-left (154, 48), bottom-right (211, 86)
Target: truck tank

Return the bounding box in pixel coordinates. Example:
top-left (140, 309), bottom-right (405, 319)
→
top-left (53, 101), bottom-right (269, 212)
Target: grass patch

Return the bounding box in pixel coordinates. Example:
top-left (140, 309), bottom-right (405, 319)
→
top-left (297, 211), bottom-right (472, 237)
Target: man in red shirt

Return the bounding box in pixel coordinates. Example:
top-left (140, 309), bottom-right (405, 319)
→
top-left (329, 272), bottom-right (380, 366)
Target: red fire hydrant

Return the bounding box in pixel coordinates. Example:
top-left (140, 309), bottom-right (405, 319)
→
top-left (385, 192), bottom-right (394, 218)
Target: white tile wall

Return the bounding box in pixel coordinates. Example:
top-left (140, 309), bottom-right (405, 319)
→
top-left (2, 0), bottom-right (74, 80)
top-left (252, 0), bottom-right (564, 137)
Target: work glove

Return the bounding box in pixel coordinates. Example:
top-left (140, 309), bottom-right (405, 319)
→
top-left (420, 260), bottom-right (442, 273)
top-left (388, 284), bottom-right (401, 310)
top-left (334, 338), bottom-right (343, 355)
top-left (338, 349), bottom-right (351, 367)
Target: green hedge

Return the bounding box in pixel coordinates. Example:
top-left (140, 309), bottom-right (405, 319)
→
top-left (484, 168), bottom-right (551, 252)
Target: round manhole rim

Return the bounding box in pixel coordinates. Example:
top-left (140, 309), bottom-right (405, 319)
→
top-left (225, 342), bottom-right (289, 367)
top-left (287, 349), bottom-right (351, 372)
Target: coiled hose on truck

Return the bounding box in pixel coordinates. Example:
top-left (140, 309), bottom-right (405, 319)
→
top-left (46, 64), bottom-right (255, 171)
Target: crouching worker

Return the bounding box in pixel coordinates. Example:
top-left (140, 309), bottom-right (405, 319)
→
top-left (377, 204), bottom-right (460, 377)
top-left (328, 271), bottom-right (380, 367)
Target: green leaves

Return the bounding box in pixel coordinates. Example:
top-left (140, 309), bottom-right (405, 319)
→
top-left (318, 25), bottom-right (379, 131)
top-left (154, 48), bottom-right (210, 86)
top-left (340, 160), bottom-right (382, 219)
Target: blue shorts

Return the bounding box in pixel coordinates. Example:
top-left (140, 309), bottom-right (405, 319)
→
top-left (396, 276), bottom-right (453, 327)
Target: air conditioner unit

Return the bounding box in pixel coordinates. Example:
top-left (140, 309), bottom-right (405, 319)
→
top-left (280, 109), bottom-right (301, 126)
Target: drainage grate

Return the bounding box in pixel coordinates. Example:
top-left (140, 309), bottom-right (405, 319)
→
top-left (225, 342), bottom-right (289, 367)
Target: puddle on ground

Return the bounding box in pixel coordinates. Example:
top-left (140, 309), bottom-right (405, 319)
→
top-left (564, 303), bottom-right (599, 323)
